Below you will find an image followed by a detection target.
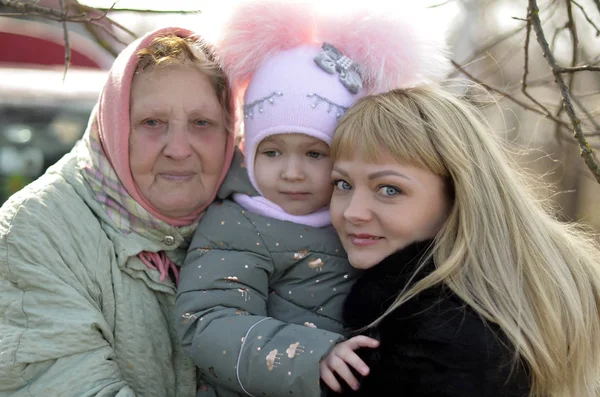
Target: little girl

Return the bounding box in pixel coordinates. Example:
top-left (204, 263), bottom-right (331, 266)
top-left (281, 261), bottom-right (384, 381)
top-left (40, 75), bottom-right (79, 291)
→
top-left (175, 2), bottom-right (448, 396)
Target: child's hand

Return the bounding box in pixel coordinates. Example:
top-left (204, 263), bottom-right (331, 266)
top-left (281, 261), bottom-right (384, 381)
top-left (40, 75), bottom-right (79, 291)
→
top-left (319, 335), bottom-right (379, 392)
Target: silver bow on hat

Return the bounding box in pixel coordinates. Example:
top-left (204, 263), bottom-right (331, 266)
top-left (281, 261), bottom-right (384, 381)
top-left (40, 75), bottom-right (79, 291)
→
top-left (314, 42), bottom-right (363, 94)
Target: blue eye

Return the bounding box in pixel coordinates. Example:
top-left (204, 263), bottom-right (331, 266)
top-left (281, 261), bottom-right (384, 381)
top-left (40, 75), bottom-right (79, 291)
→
top-left (194, 119), bottom-right (209, 127)
top-left (143, 119), bottom-right (160, 127)
top-left (333, 180), bottom-right (352, 190)
top-left (307, 151), bottom-right (325, 159)
top-left (377, 185), bottom-right (401, 196)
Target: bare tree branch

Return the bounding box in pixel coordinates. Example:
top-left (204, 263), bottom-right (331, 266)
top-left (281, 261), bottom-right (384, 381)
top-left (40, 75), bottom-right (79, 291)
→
top-left (0, 0), bottom-right (84, 21)
top-left (427, 1), bottom-right (454, 8)
top-left (76, 2), bottom-right (137, 39)
top-left (58, 0), bottom-right (70, 81)
top-left (467, 0), bottom-right (559, 64)
top-left (528, 0), bottom-right (600, 182)
top-left (550, 22), bottom-right (568, 52)
top-left (551, 0), bottom-right (579, 144)
top-left (0, 0), bottom-right (131, 59)
top-left (452, 60), bottom-right (572, 129)
top-left (451, 1), bottom-right (560, 82)
top-left (82, 21), bottom-right (119, 57)
top-left (450, 25), bottom-right (525, 78)
top-left (93, 6), bottom-right (202, 14)
top-left (571, 88), bottom-right (600, 132)
top-left (556, 65), bottom-right (600, 72)
top-left (522, 10), bottom-right (557, 119)
top-left (565, 0), bottom-right (580, 90)
top-left (470, 40), bottom-right (524, 82)
top-left (571, 0), bottom-right (600, 36)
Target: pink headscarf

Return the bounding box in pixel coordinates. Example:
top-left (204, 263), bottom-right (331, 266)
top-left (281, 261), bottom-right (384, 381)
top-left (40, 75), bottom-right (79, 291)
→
top-left (97, 26), bottom-right (235, 226)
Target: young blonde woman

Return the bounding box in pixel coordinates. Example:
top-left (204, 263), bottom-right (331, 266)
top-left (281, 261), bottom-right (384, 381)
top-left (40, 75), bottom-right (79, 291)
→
top-left (320, 86), bottom-right (600, 397)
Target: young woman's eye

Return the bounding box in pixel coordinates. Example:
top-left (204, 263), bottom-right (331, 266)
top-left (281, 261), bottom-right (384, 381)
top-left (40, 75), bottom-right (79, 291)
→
top-left (307, 151), bottom-right (325, 159)
top-left (333, 180), bottom-right (352, 191)
top-left (263, 150), bottom-right (281, 157)
top-left (377, 185), bottom-right (401, 196)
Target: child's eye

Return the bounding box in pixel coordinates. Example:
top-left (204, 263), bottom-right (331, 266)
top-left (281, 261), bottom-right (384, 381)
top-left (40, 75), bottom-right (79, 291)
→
top-left (333, 180), bottom-right (352, 191)
top-left (307, 151), bottom-right (325, 159)
top-left (377, 185), bottom-right (401, 196)
top-left (263, 150), bottom-right (281, 157)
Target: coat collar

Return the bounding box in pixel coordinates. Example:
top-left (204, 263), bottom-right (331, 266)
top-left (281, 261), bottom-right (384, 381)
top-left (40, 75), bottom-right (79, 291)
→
top-left (367, 239), bottom-right (435, 281)
top-left (343, 239), bottom-right (435, 328)
top-left (49, 142), bottom-right (191, 293)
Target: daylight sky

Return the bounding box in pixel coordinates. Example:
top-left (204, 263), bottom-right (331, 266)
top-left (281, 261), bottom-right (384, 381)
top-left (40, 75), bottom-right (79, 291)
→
top-left (80, 0), bottom-right (455, 12)
top-left (78, 0), bottom-right (460, 42)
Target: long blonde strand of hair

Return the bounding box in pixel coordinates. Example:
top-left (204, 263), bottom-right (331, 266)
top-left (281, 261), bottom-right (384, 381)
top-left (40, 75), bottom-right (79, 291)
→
top-left (332, 86), bottom-right (600, 397)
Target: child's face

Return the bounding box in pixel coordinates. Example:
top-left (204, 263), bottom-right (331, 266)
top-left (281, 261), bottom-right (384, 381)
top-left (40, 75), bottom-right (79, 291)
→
top-left (329, 149), bottom-right (450, 270)
top-left (254, 133), bottom-right (334, 216)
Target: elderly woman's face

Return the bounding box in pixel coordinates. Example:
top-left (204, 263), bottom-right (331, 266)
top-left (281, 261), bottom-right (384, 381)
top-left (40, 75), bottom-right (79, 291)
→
top-left (129, 64), bottom-right (227, 218)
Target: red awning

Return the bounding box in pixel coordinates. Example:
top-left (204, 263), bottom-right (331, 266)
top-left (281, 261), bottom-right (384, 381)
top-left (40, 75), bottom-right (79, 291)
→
top-left (0, 17), bottom-right (114, 69)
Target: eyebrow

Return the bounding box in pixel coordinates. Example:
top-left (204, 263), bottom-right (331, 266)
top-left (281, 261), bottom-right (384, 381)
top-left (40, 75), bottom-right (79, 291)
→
top-left (262, 137), bottom-right (328, 149)
top-left (332, 166), bottom-right (411, 181)
top-left (332, 166), bottom-right (349, 177)
top-left (368, 170), bottom-right (412, 181)
top-left (261, 136), bottom-right (282, 144)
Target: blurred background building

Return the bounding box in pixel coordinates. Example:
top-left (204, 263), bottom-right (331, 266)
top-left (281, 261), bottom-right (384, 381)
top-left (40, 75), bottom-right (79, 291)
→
top-left (0, 0), bottom-right (113, 200)
top-left (1, 0), bottom-right (599, 230)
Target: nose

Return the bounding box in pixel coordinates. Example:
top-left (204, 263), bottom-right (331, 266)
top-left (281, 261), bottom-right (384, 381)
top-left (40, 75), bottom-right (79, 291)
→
top-left (281, 156), bottom-right (304, 181)
top-left (163, 122), bottom-right (193, 159)
top-left (343, 189), bottom-right (372, 224)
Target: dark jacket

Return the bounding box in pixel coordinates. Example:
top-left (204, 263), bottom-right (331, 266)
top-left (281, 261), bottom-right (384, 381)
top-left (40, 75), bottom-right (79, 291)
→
top-left (332, 240), bottom-right (531, 397)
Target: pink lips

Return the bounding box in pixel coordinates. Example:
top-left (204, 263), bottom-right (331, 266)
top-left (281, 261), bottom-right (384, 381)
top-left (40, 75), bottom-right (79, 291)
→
top-left (281, 192), bottom-right (310, 200)
top-left (349, 233), bottom-right (382, 247)
top-left (159, 172), bottom-right (194, 181)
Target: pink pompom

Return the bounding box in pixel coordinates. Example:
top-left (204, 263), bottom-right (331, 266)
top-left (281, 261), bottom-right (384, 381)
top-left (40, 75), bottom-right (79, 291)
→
top-left (317, 3), bottom-right (451, 94)
top-left (217, 0), bottom-right (317, 87)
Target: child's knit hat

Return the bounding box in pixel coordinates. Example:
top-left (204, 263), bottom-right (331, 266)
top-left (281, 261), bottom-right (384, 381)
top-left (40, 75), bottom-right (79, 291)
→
top-left (219, 0), bottom-right (450, 194)
top-left (242, 43), bottom-right (361, 167)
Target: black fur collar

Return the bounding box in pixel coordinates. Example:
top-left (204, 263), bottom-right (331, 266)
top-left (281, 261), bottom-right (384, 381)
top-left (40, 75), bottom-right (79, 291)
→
top-left (343, 239), bottom-right (435, 328)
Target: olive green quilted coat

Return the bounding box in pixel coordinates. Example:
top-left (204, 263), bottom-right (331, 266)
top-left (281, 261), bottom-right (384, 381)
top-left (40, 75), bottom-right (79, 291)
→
top-left (176, 152), bottom-right (361, 397)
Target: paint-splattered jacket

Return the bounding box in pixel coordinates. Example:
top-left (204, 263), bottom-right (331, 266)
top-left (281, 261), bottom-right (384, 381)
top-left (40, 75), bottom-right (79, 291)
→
top-left (175, 152), bottom-right (361, 397)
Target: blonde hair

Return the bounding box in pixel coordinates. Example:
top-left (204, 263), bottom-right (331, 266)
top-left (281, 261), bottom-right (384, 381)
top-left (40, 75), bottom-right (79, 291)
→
top-left (332, 86), bottom-right (600, 397)
top-left (136, 35), bottom-right (233, 134)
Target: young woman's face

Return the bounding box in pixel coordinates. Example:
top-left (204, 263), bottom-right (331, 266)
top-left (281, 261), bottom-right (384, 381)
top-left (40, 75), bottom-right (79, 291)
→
top-left (129, 64), bottom-right (228, 218)
top-left (330, 150), bottom-right (450, 270)
top-left (254, 133), bottom-right (334, 215)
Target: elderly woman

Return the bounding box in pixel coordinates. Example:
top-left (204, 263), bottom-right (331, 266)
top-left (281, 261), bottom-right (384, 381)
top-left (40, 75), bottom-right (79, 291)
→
top-left (0, 27), bottom-right (235, 396)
